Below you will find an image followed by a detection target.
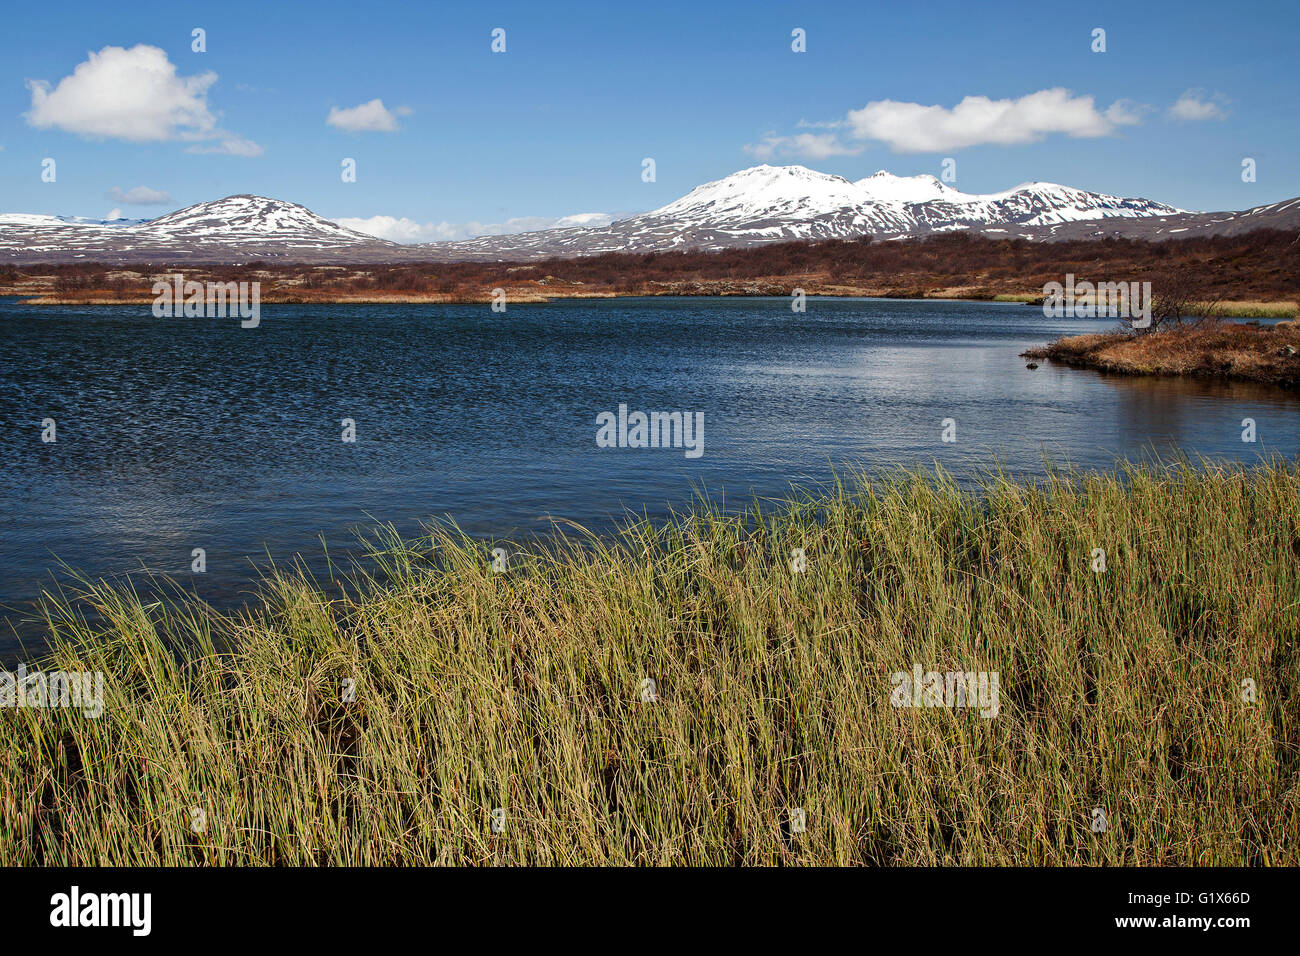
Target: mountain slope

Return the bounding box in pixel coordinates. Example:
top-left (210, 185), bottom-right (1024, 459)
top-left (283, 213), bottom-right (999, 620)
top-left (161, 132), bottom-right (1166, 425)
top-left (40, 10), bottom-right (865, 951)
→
top-left (1018, 195), bottom-right (1300, 241)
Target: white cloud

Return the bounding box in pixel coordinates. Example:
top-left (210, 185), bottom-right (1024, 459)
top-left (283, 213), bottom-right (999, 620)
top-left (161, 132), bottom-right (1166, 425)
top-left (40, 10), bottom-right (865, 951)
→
top-left (744, 131), bottom-right (862, 160)
top-left (844, 88), bottom-right (1129, 152)
top-left (1105, 99), bottom-right (1149, 126)
top-left (24, 44), bottom-right (261, 155)
top-left (333, 215), bottom-right (435, 242)
top-left (1168, 89), bottom-right (1229, 121)
top-left (326, 99), bottom-right (406, 132)
top-left (334, 211), bottom-right (619, 244)
top-left (108, 185), bottom-right (173, 204)
top-left (105, 208), bottom-right (123, 220)
top-left (186, 134), bottom-right (264, 156)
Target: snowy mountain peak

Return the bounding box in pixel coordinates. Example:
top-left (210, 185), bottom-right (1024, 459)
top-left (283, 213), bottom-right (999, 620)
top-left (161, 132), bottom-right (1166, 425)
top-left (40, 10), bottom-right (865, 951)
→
top-left (145, 195), bottom-right (379, 244)
top-left (645, 164), bottom-right (1183, 239)
top-left (737, 163), bottom-right (851, 181)
top-left (865, 169), bottom-right (941, 185)
top-left (854, 170), bottom-right (957, 204)
top-left (407, 164), bottom-right (1194, 259)
top-left (651, 165), bottom-right (865, 223)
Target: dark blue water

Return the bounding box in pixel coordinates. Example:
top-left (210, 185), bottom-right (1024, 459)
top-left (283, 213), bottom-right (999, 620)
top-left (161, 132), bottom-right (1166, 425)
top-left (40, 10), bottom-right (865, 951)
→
top-left (2, 295), bottom-right (1297, 649)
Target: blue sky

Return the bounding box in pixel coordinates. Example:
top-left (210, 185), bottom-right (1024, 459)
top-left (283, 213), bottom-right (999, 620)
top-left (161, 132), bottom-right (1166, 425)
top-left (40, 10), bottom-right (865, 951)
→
top-left (1, 0), bottom-right (1296, 241)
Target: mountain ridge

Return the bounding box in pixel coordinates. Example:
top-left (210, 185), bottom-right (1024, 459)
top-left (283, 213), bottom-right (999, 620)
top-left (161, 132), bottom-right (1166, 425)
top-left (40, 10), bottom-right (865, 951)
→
top-left (0, 165), bottom-right (1295, 264)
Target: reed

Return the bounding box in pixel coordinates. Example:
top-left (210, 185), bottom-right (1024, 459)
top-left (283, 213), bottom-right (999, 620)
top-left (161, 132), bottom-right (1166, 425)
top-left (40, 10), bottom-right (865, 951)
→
top-left (3, 458), bottom-right (1297, 865)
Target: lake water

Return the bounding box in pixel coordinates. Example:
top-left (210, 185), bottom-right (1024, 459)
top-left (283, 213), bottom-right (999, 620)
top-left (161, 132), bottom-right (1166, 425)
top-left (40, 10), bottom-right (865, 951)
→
top-left (2, 295), bottom-right (1297, 651)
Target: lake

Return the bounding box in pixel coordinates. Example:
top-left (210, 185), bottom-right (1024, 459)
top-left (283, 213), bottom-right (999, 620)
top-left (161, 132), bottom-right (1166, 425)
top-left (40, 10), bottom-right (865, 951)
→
top-left (2, 295), bottom-right (1297, 651)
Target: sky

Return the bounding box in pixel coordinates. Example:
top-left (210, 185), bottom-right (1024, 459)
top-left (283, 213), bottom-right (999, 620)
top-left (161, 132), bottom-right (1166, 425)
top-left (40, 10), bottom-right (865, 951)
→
top-left (0, 0), bottom-right (1296, 242)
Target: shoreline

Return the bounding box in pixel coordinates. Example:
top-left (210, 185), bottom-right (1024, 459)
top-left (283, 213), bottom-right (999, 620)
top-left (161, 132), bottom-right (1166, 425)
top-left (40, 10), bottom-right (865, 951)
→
top-left (5, 287), bottom-right (1296, 317)
top-left (1022, 320), bottom-right (1300, 388)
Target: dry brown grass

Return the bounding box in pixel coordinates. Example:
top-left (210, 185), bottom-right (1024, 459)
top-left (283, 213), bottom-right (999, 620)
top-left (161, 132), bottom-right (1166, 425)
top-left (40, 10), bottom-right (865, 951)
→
top-left (1028, 321), bottom-right (1300, 387)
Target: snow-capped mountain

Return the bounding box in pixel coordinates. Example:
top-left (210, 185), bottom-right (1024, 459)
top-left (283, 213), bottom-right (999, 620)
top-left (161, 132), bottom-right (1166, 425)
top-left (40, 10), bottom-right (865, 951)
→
top-left (141, 195), bottom-right (383, 247)
top-left (0, 195), bottom-right (396, 262)
top-left (415, 165), bottom-right (1189, 259)
top-left (0, 166), bottom-right (1292, 265)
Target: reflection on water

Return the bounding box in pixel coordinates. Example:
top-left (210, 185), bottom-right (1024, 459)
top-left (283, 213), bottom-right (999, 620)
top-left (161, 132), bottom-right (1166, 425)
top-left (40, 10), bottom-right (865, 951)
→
top-left (1, 295), bottom-right (1296, 650)
top-left (1099, 370), bottom-right (1292, 449)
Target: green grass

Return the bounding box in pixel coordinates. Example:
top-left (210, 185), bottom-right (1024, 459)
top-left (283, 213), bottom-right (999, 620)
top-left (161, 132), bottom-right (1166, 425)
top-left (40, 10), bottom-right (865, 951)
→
top-left (1210, 301), bottom-right (1298, 319)
top-left (3, 458), bottom-right (1298, 865)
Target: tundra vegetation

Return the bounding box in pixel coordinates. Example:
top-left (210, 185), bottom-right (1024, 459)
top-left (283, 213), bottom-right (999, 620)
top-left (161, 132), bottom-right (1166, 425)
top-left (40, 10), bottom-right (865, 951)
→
top-left (1, 230), bottom-right (1296, 314)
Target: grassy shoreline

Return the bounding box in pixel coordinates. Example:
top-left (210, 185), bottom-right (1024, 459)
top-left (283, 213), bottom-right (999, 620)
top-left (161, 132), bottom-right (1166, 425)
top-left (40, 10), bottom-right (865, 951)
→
top-left (1024, 320), bottom-right (1300, 388)
top-left (3, 460), bottom-right (1297, 865)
